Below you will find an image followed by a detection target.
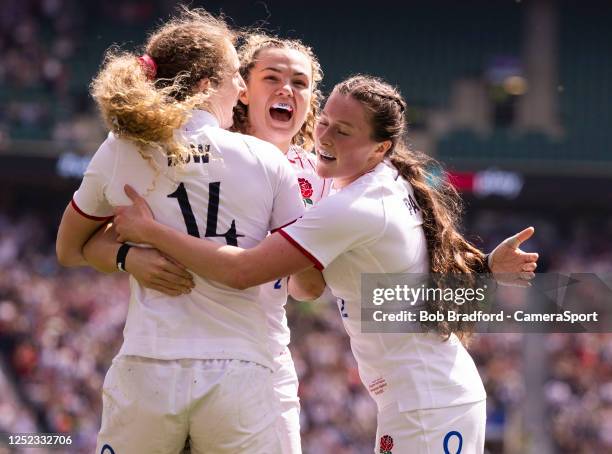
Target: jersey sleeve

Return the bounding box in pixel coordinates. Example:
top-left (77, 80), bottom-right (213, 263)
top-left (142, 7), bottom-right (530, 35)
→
top-left (71, 136), bottom-right (118, 220)
top-left (268, 149), bottom-right (305, 232)
top-left (279, 191), bottom-right (383, 269)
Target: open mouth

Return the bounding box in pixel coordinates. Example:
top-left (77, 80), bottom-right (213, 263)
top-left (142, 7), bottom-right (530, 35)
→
top-left (269, 102), bottom-right (294, 122)
top-left (317, 149), bottom-right (336, 161)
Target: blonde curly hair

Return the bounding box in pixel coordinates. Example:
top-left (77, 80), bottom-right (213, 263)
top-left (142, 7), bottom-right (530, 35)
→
top-left (231, 33), bottom-right (323, 151)
top-left (90, 7), bottom-right (236, 166)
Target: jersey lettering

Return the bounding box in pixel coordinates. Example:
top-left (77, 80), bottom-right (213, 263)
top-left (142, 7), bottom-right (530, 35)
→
top-left (338, 298), bottom-right (348, 318)
top-left (205, 182), bottom-right (244, 246)
top-left (404, 194), bottom-right (420, 216)
top-left (168, 183), bottom-right (200, 237)
top-left (167, 143), bottom-right (210, 166)
top-left (168, 181), bottom-right (244, 246)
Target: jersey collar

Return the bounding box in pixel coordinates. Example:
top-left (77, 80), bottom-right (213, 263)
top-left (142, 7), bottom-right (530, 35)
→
top-left (364, 161), bottom-right (396, 179)
top-left (184, 110), bottom-right (220, 132)
top-left (382, 159), bottom-right (400, 180)
top-left (333, 161), bottom-right (392, 192)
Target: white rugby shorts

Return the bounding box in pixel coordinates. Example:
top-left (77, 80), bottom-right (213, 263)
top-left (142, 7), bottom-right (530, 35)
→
top-left (374, 399), bottom-right (486, 454)
top-left (96, 356), bottom-right (281, 454)
top-left (272, 348), bottom-right (301, 454)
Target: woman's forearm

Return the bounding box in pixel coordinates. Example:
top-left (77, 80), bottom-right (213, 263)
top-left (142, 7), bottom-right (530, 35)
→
top-left (143, 220), bottom-right (250, 289)
top-left (113, 185), bottom-right (314, 289)
top-left (141, 219), bottom-right (313, 290)
top-left (82, 223), bottom-right (122, 273)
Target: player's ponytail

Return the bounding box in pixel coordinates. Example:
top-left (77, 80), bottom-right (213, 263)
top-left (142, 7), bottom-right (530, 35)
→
top-left (388, 144), bottom-right (486, 275)
top-left (91, 51), bottom-right (200, 166)
top-left (334, 75), bottom-right (488, 340)
top-left (90, 7), bottom-right (236, 166)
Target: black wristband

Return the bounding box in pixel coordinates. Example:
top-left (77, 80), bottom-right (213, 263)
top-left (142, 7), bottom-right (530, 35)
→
top-left (116, 244), bottom-right (132, 272)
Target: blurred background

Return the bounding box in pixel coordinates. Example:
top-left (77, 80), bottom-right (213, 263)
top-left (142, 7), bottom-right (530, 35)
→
top-left (0, 0), bottom-right (611, 452)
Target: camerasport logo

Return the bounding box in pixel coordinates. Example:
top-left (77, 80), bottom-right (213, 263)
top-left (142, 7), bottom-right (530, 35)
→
top-left (379, 435), bottom-right (394, 454)
top-left (298, 178), bottom-right (314, 205)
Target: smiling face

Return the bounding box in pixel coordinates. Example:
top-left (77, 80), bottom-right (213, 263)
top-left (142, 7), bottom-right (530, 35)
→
top-left (315, 91), bottom-right (390, 188)
top-left (239, 47), bottom-right (312, 152)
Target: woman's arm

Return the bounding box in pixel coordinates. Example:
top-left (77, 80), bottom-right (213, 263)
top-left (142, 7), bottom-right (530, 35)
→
top-left (57, 136), bottom-right (119, 266)
top-left (114, 186), bottom-right (313, 289)
top-left (119, 219), bottom-right (312, 290)
top-left (81, 222), bottom-right (122, 273)
top-left (56, 203), bottom-right (108, 267)
top-left (82, 224), bottom-right (195, 296)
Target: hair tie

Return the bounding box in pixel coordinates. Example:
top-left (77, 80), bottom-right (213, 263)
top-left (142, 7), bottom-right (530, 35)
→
top-left (137, 54), bottom-right (157, 80)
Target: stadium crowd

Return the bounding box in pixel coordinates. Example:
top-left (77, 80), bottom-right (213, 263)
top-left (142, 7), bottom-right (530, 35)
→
top-left (0, 207), bottom-right (610, 453)
top-left (0, 0), bottom-right (149, 150)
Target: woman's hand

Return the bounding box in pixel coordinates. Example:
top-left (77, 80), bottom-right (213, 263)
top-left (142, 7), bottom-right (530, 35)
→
top-left (126, 247), bottom-right (195, 296)
top-left (489, 227), bottom-right (539, 286)
top-left (82, 221), bottom-right (194, 296)
top-left (114, 185), bottom-right (156, 244)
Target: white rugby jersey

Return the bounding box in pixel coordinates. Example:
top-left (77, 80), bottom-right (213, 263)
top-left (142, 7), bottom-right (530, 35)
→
top-left (72, 110), bottom-right (304, 368)
top-left (259, 145), bottom-right (331, 356)
top-left (280, 162), bottom-right (486, 411)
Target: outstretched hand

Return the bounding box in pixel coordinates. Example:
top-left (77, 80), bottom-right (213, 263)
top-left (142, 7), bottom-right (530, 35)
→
top-left (489, 227), bottom-right (539, 286)
top-left (114, 185), bottom-right (155, 244)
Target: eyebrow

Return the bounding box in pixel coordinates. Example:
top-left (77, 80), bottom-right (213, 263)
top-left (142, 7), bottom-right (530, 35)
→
top-left (336, 120), bottom-right (354, 128)
top-left (319, 113), bottom-right (355, 129)
top-left (260, 67), bottom-right (308, 78)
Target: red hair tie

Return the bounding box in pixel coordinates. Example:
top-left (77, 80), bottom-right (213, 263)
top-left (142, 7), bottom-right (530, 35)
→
top-left (137, 54), bottom-right (157, 80)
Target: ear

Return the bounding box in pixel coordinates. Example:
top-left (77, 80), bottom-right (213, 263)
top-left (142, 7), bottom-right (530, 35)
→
top-left (375, 140), bottom-right (392, 156)
top-left (197, 78), bottom-right (211, 93)
top-left (239, 87), bottom-right (249, 105)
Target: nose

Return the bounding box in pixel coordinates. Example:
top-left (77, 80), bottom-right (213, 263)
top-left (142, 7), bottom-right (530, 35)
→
top-left (275, 82), bottom-right (292, 97)
top-left (317, 124), bottom-right (332, 148)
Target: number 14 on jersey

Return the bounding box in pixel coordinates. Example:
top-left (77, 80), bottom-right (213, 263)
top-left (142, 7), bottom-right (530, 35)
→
top-left (168, 182), bottom-right (244, 246)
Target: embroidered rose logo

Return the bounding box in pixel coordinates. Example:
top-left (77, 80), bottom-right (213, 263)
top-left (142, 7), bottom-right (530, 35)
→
top-left (380, 435), bottom-right (394, 453)
top-left (298, 178), bottom-right (313, 205)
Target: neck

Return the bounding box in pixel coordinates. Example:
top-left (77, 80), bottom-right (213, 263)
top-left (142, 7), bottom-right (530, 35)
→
top-left (333, 175), bottom-right (359, 190)
top-left (204, 106), bottom-right (223, 128)
top-left (333, 160), bottom-right (381, 189)
top-left (274, 140), bottom-right (291, 154)
top-left (247, 125), bottom-right (291, 154)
